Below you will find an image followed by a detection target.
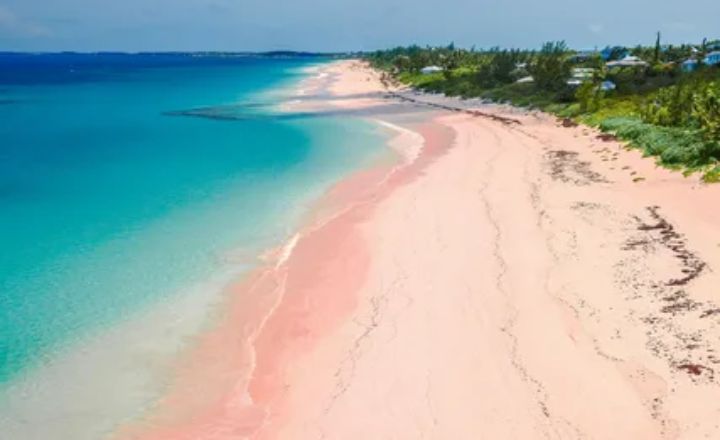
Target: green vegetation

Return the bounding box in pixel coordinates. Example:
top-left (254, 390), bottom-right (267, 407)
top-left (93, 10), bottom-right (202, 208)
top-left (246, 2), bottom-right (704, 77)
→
top-left (366, 38), bottom-right (720, 180)
top-left (598, 117), bottom-right (711, 166)
top-left (529, 42), bottom-right (573, 92)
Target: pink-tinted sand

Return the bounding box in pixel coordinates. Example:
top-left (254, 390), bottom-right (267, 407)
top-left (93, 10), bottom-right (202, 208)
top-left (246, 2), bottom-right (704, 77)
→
top-left (119, 60), bottom-right (720, 440)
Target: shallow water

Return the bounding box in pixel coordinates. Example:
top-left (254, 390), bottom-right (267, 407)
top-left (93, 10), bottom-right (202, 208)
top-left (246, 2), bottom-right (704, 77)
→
top-left (0, 54), bottom-right (387, 397)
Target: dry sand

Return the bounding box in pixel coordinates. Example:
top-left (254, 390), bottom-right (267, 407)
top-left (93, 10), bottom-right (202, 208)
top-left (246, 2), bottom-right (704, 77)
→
top-left (124, 60), bottom-right (720, 440)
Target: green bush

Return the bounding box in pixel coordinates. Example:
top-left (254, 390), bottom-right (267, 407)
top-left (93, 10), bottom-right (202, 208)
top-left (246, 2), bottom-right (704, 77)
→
top-left (641, 82), bottom-right (697, 126)
top-left (704, 166), bottom-right (720, 183)
top-left (641, 80), bottom-right (720, 143)
top-left (692, 82), bottom-right (720, 142)
top-left (599, 117), bottom-right (718, 166)
top-left (575, 82), bottom-right (601, 112)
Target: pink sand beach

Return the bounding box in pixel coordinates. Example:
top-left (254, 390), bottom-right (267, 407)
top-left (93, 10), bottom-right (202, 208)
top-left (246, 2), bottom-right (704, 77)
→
top-left (118, 60), bottom-right (720, 439)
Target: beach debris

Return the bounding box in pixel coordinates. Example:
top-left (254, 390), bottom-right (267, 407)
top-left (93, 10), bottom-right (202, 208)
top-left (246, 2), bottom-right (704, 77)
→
top-left (383, 89), bottom-right (522, 126)
top-left (545, 150), bottom-right (609, 185)
top-left (700, 308), bottom-right (720, 319)
top-left (561, 118), bottom-right (579, 127)
top-left (597, 133), bottom-right (618, 142)
top-left (677, 363), bottom-right (715, 380)
top-left (620, 206), bottom-right (718, 383)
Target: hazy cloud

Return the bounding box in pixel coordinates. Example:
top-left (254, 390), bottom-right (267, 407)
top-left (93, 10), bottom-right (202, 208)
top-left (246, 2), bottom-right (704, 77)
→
top-left (0, 5), bottom-right (52, 38)
top-left (588, 24), bottom-right (604, 34)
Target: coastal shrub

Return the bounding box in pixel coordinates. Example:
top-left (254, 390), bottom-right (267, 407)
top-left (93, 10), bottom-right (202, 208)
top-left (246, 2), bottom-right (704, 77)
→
top-left (579, 96), bottom-right (643, 126)
top-left (554, 103), bottom-right (581, 118)
top-left (575, 82), bottom-right (601, 112)
top-left (479, 82), bottom-right (557, 109)
top-left (609, 67), bottom-right (651, 94)
top-left (440, 51), bottom-right (462, 79)
top-left (599, 117), bottom-right (715, 166)
top-left (692, 82), bottom-right (720, 142)
top-left (641, 80), bottom-right (720, 145)
top-left (641, 82), bottom-right (697, 126)
top-left (703, 166), bottom-right (720, 183)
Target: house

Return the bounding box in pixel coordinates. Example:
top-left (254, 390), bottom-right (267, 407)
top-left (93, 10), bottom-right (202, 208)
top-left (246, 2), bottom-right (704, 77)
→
top-left (566, 68), bottom-right (597, 87)
top-left (682, 58), bottom-right (699, 72)
top-left (704, 51), bottom-right (720, 66)
top-left (420, 65), bottom-right (443, 75)
top-left (601, 46), bottom-right (629, 61)
top-left (569, 51), bottom-right (597, 63)
top-left (606, 55), bottom-right (649, 69)
top-left (571, 67), bottom-right (596, 79)
top-left (515, 76), bottom-right (534, 84)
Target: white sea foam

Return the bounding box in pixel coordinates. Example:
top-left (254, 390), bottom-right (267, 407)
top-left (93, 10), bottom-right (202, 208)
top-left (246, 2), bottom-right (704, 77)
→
top-left (372, 119), bottom-right (425, 165)
top-left (276, 233), bottom-right (301, 269)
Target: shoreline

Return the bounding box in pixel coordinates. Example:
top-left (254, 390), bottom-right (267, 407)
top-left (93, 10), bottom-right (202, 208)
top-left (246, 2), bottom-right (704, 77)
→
top-left (125, 60), bottom-right (720, 439)
top-left (0, 59), bottom-right (407, 440)
top-left (115, 60), bottom-right (444, 439)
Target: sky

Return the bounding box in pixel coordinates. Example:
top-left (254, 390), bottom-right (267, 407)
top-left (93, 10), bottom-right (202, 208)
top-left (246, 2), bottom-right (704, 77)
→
top-left (0, 0), bottom-right (719, 52)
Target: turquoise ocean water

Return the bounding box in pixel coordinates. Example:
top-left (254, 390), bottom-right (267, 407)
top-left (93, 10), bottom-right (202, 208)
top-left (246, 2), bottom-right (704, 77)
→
top-left (0, 54), bottom-right (386, 386)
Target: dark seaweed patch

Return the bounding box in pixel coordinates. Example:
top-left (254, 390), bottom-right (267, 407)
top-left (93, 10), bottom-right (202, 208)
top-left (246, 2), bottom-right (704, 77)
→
top-left (561, 118), bottom-right (578, 127)
top-left (597, 133), bottom-right (618, 142)
top-left (545, 150), bottom-right (609, 185)
top-left (621, 206), bottom-right (718, 382)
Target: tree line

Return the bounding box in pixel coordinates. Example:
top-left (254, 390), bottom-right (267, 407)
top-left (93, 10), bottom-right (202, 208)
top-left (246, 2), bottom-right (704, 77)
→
top-left (365, 38), bottom-right (720, 179)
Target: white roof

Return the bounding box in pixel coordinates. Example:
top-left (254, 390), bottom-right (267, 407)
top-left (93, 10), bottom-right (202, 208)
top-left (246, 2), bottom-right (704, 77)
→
top-left (572, 67), bottom-right (596, 79)
top-left (607, 56), bottom-right (649, 68)
top-left (420, 65), bottom-right (443, 73)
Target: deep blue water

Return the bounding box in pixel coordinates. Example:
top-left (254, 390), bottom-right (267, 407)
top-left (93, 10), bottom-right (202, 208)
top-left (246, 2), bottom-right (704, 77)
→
top-left (0, 53), bottom-right (386, 384)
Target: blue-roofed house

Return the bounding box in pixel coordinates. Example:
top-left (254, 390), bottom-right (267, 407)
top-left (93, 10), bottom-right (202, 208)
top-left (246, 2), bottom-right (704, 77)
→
top-left (682, 58), bottom-right (699, 72)
top-left (601, 46), bottom-right (629, 61)
top-left (704, 51), bottom-right (720, 66)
